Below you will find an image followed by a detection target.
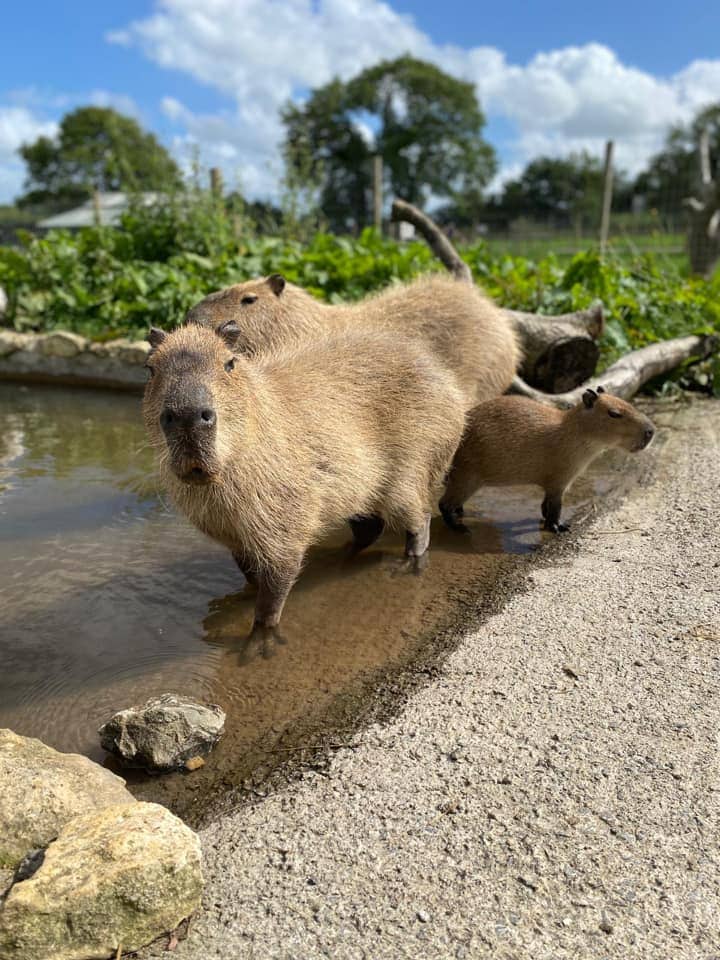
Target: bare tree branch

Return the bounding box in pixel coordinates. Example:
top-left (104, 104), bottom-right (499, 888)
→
top-left (391, 198), bottom-right (473, 284)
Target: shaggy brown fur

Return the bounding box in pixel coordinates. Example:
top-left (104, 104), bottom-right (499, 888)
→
top-left (144, 323), bottom-right (466, 635)
top-left (440, 388), bottom-right (656, 533)
top-left (185, 273), bottom-right (520, 409)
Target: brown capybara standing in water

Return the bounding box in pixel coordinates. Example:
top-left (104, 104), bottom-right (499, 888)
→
top-left (440, 387), bottom-right (655, 534)
top-left (185, 273), bottom-right (521, 409)
top-left (143, 323), bottom-right (466, 640)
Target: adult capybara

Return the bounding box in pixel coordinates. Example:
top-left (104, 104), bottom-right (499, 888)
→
top-left (185, 273), bottom-right (520, 409)
top-left (440, 387), bottom-right (655, 533)
top-left (143, 323), bottom-right (466, 638)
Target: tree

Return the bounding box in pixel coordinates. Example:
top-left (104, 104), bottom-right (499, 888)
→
top-left (634, 103), bottom-right (720, 226)
top-left (494, 153), bottom-right (607, 232)
top-left (282, 57), bottom-right (496, 232)
top-left (17, 107), bottom-right (181, 213)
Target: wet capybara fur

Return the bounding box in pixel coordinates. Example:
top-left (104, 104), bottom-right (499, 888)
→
top-left (440, 387), bottom-right (656, 534)
top-left (144, 323), bottom-right (466, 637)
top-left (185, 273), bottom-right (520, 410)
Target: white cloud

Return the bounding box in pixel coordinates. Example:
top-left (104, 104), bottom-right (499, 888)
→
top-left (0, 106), bottom-right (58, 202)
top-left (109, 1), bottom-right (720, 199)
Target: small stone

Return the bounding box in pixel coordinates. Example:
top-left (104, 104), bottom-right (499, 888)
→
top-left (0, 802), bottom-right (202, 960)
top-left (184, 755), bottom-right (206, 772)
top-left (599, 917), bottom-right (614, 934)
top-left (0, 729), bottom-right (133, 869)
top-left (416, 910), bottom-right (430, 923)
top-left (99, 694), bottom-right (225, 772)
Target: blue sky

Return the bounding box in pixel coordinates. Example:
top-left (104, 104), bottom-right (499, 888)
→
top-left (1, 0), bottom-right (718, 203)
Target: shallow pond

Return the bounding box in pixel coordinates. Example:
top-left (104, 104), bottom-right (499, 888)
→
top-left (0, 382), bottom-right (622, 821)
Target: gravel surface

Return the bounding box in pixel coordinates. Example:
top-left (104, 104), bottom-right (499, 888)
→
top-left (145, 399), bottom-right (720, 959)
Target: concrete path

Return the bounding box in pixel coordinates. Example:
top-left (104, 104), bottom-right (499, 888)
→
top-left (148, 399), bottom-right (719, 959)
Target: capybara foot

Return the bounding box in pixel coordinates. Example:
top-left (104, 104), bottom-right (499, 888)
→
top-left (543, 520), bottom-right (570, 534)
top-left (440, 502), bottom-right (469, 534)
top-left (239, 622), bottom-right (287, 663)
top-left (391, 552), bottom-right (429, 577)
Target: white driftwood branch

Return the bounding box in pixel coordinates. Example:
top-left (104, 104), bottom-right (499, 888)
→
top-left (511, 335), bottom-right (718, 408)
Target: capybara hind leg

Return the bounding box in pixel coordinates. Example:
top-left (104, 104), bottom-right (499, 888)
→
top-left (348, 514), bottom-right (385, 553)
top-left (542, 491), bottom-right (569, 533)
top-left (405, 513), bottom-right (431, 558)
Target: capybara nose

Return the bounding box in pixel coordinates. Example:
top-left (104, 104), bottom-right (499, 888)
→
top-left (161, 406), bottom-right (216, 434)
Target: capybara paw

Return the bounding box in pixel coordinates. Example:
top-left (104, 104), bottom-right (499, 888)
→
top-left (392, 553), bottom-right (429, 577)
top-left (440, 504), bottom-right (467, 532)
top-left (239, 623), bottom-right (287, 663)
top-left (544, 520), bottom-right (570, 534)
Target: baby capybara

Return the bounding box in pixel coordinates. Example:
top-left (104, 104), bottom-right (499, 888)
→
top-left (144, 323), bottom-right (466, 639)
top-left (440, 387), bottom-right (655, 534)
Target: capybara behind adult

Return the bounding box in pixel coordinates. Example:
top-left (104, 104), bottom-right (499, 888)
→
top-left (185, 273), bottom-right (520, 409)
top-left (143, 323), bottom-right (466, 639)
top-left (440, 388), bottom-right (656, 534)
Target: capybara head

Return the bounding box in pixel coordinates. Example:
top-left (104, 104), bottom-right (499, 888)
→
top-left (580, 387), bottom-right (655, 452)
top-left (184, 274), bottom-right (287, 352)
top-left (143, 323), bottom-right (247, 485)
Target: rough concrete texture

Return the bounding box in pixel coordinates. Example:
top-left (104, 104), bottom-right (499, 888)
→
top-left (0, 802), bottom-right (203, 960)
top-left (0, 729), bottom-right (134, 869)
top-left (99, 694), bottom-right (226, 771)
top-left (143, 400), bottom-right (719, 959)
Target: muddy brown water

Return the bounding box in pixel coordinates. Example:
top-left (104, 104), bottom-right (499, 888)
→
top-left (0, 382), bottom-right (640, 823)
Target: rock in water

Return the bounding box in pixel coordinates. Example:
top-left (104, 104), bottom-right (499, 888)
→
top-left (0, 729), bottom-right (133, 870)
top-left (0, 802), bottom-right (203, 960)
top-left (99, 694), bottom-right (225, 771)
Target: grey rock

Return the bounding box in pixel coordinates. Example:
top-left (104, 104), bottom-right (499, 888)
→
top-left (0, 729), bottom-right (134, 870)
top-left (0, 330), bottom-right (32, 358)
top-left (99, 694), bottom-right (225, 771)
top-left (0, 801), bottom-right (202, 960)
top-left (35, 331), bottom-right (87, 358)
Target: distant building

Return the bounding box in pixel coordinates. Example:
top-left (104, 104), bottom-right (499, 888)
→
top-left (38, 192), bottom-right (160, 229)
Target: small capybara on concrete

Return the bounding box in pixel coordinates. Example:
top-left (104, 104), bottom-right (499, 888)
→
top-left (440, 387), bottom-right (655, 534)
top-left (143, 323), bottom-right (466, 638)
top-left (185, 273), bottom-right (520, 410)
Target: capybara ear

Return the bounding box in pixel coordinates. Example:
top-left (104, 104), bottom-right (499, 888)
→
top-left (596, 385), bottom-right (606, 394)
top-left (218, 319), bottom-right (242, 350)
top-left (267, 274), bottom-right (286, 297)
top-left (582, 388), bottom-right (598, 409)
top-left (148, 327), bottom-right (167, 349)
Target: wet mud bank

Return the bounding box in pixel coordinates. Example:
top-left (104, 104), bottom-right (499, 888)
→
top-left (0, 381), bottom-right (674, 830)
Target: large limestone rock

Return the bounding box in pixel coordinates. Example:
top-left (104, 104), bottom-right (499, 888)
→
top-left (99, 694), bottom-right (225, 771)
top-left (0, 729), bottom-right (133, 869)
top-left (0, 330), bottom-right (32, 358)
top-left (35, 331), bottom-right (87, 358)
top-left (0, 802), bottom-right (203, 960)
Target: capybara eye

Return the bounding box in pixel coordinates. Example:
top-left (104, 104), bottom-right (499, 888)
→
top-left (241, 295), bottom-right (258, 305)
top-left (224, 357), bottom-right (236, 373)
top-left (608, 409), bottom-right (622, 419)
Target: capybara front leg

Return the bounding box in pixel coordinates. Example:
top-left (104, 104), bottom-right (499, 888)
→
top-left (232, 549), bottom-right (258, 587)
top-left (348, 514), bottom-right (386, 553)
top-left (541, 492), bottom-right (569, 533)
top-left (439, 500), bottom-right (469, 534)
top-left (240, 559), bottom-right (302, 662)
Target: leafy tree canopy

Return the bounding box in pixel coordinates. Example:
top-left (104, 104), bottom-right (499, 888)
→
top-left (282, 56), bottom-right (496, 232)
top-left (17, 107), bottom-right (181, 214)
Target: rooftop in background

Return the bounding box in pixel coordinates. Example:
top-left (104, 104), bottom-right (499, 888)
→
top-left (38, 192), bottom-right (160, 229)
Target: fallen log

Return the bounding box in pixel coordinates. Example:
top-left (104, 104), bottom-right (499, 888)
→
top-left (511, 335), bottom-right (718, 408)
top-left (506, 305), bottom-right (604, 393)
top-left (391, 198), bottom-right (604, 392)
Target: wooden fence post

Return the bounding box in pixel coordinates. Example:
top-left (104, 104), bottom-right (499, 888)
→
top-left (599, 140), bottom-right (614, 255)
